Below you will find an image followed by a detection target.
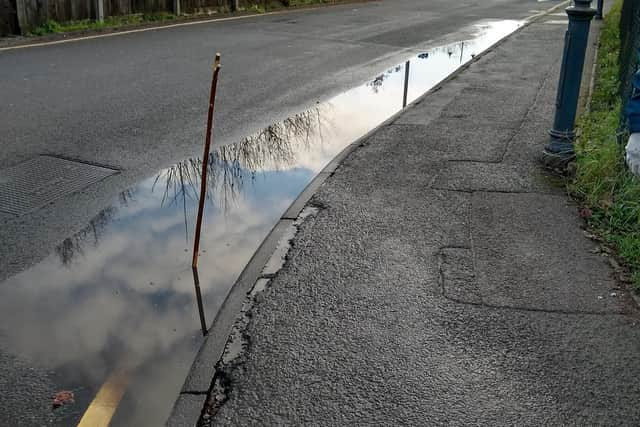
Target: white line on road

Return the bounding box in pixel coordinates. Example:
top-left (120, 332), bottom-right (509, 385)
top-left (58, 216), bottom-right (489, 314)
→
top-left (1, 0), bottom-right (571, 53)
top-left (0, 8), bottom-right (307, 52)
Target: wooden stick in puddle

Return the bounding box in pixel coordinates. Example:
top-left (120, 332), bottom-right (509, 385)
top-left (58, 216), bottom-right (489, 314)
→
top-left (191, 266), bottom-right (209, 335)
top-left (192, 53), bottom-right (221, 269)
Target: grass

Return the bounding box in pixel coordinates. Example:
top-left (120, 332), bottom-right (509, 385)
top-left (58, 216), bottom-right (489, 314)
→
top-left (571, 0), bottom-right (640, 291)
top-left (288, 0), bottom-right (333, 5)
top-left (27, 0), bottom-right (337, 36)
top-left (29, 12), bottom-right (176, 36)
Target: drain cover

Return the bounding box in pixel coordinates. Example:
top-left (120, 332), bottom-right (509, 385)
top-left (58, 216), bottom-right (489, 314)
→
top-left (0, 156), bottom-right (118, 216)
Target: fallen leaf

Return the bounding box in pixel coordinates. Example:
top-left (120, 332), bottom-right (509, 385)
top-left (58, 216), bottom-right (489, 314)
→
top-left (52, 390), bottom-right (74, 409)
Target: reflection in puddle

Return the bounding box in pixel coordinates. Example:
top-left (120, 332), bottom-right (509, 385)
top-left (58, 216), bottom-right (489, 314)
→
top-left (0, 20), bottom-right (521, 426)
top-left (191, 266), bottom-right (208, 336)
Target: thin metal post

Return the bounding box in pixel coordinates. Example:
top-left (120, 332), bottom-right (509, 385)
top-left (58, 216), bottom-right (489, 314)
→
top-left (192, 53), bottom-right (221, 269)
top-left (545, 0), bottom-right (597, 159)
top-left (402, 60), bottom-right (410, 108)
top-left (173, 0), bottom-right (180, 16)
top-left (595, 0), bottom-right (603, 20)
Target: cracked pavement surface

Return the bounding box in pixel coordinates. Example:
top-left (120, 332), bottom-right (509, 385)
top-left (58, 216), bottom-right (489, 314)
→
top-left (202, 16), bottom-right (640, 426)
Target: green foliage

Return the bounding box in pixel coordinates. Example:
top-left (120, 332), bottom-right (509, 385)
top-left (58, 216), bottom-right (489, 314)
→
top-left (572, 0), bottom-right (640, 290)
top-left (289, 0), bottom-right (331, 5)
top-left (28, 13), bottom-right (174, 36)
top-left (248, 4), bottom-right (265, 13)
top-left (27, 0), bottom-right (334, 36)
top-left (30, 20), bottom-right (63, 35)
top-left (141, 12), bottom-right (176, 21)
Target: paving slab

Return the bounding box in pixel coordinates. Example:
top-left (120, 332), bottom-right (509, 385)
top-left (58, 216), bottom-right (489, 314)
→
top-left (468, 192), bottom-right (625, 314)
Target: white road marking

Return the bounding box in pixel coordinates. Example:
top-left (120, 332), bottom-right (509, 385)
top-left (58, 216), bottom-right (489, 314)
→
top-left (0, 9), bottom-right (302, 52)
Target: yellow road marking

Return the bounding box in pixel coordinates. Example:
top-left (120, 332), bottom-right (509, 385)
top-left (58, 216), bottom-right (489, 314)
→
top-left (77, 369), bottom-right (129, 427)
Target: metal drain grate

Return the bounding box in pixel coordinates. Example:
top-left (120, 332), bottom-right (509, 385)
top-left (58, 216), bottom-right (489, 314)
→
top-left (0, 156), bottom-right (118, 216)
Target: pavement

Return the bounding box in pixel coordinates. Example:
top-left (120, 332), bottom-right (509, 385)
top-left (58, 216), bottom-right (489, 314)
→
top-left (171, 7), bottom-right (640, 426)
top-left (0, 0), bottom-right (563, 284)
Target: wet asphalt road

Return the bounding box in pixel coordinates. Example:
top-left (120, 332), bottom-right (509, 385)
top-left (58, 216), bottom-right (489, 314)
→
top-left (0, 0), bottom-right (563, 424)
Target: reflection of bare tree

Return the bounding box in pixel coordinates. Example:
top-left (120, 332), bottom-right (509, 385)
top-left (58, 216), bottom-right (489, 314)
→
top-left (54, 104), bottom-right (330, 265)
top-left (367, 70), bottom-right (394, 93)
top-left (55, 190), bottom-right (136, 265)
top-left (367, 63), bottom-right (410, 94)
top-left (155, 104), bottom-right (329, 215)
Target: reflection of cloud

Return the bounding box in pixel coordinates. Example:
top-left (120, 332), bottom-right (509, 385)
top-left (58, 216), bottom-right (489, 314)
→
top-left (3, 65), bottom-right (393, 393)
top-left (53, 106), bottom-right (332, 266)
top-left (0, 173), bottom-right (292, 385)
top-left (121, 338), bottom-right (200, 426)
top-left (19, 100), bottom-right (334, 382)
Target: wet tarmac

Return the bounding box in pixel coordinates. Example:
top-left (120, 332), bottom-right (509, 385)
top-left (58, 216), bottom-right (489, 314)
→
top-left (0, 19), bottom-right (521, 426)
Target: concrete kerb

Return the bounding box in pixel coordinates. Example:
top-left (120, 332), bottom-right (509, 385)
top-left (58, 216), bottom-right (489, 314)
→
top-left (167, 220), bottom-right (295, 423)
top-left (168, 1), bottom-right (572, 424)
top-left (167, 394), bottom-right (208, 427)
top-left (178, 220), bottom-right (294, 390)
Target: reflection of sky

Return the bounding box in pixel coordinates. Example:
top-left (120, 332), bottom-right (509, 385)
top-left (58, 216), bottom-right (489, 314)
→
top-left (0, 20), bottom-right (521, 426)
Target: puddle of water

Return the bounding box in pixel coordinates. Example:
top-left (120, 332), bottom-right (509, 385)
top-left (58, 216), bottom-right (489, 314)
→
top-left (0, 19), bottom-right (521, 426)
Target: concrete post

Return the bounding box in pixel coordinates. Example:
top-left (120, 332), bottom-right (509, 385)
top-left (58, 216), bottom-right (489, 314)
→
top-left (545, 0), bottom-right (597, 158)
top-left (96, 0), bottom-right (104, 22)
top-left (595, 0), bottom-right (603, 20)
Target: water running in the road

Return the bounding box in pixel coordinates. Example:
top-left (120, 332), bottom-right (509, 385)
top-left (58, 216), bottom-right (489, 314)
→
top-left (0, 20), bottom-right (521, 426)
